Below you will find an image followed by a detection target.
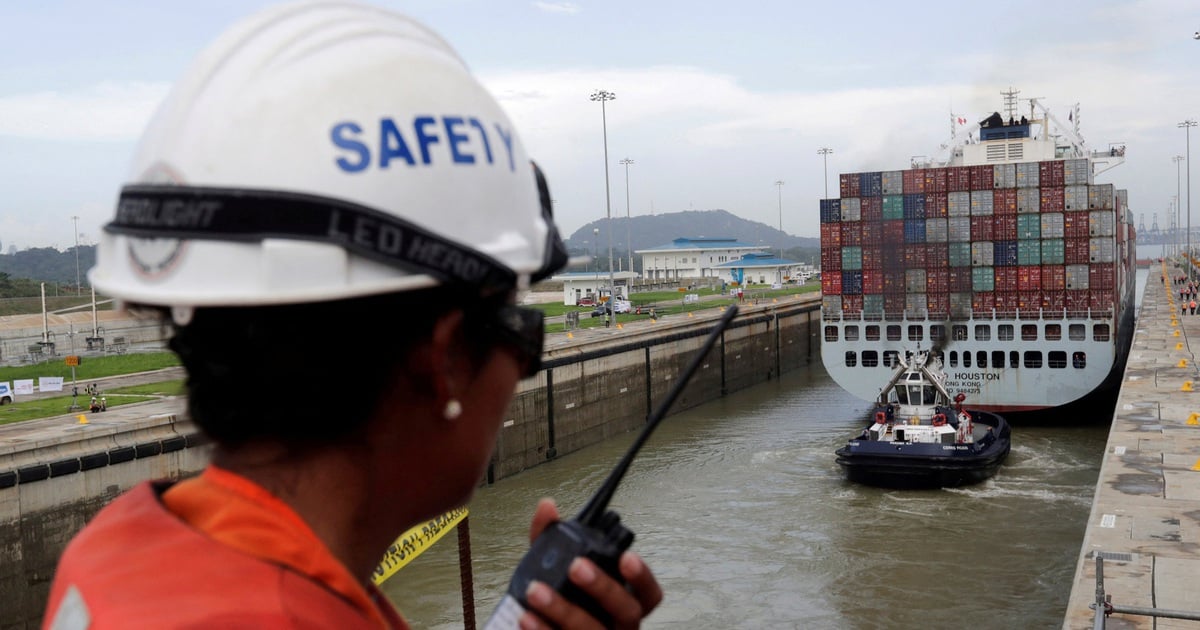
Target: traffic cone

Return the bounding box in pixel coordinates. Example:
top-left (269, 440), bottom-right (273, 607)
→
top-left (76, 414), bottom-right (88, 424)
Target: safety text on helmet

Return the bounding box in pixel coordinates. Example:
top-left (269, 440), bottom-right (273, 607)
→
top-left (331, 116), bottom-right (516, 172)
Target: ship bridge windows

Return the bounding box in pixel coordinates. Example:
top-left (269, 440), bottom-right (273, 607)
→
top-left (998, 324), bottom-right (1014, 341)
top-left (862, 350), bottom-right (879, 367)
top-left (992, 351), bottom-right (1005, 368)
top-left (948, 351), bottom-right (957, 367)
top-left (1073, 352), bottom-right (1087, 368)
top-left (976, 351), bottom-right (988, 368)
top-left (845, 325), bottom-right (860, 341)
top-left (974, 325), bottom-right (991, 341)
top-left (1048, 351), bottom-right (1068, 368)
top-left (908, 325), bottom-right (923, 341)
top-left (931, 325), bottom-right (946, 342)
top-left (962, 351), bottom-right (972, 367)
top-left (866, 325), bottom-right (880, 341)
top-left (1046, 324), bottom-right (1062, 341)
top-left (845, 351), bottom-right (857, 367)
top-left (1094, 324), bottom-right (1110, 342)
top-left (884, 350), bottom-right (900, 367)
top-left (887, 325), bottom-right (902, 341)
top-left (952, 325), bottom-right (968, 340)
top-left (1024, 351), bottom-right (1043, 368)
top-left (1069, 324), bottom-right (1086, 341)
top-left (1021, 324), bottom-right (1038, 341)
top-left (1009, 351), bottom-right (1019, 368)
top-left (825, 326), bottom-right (839, 342)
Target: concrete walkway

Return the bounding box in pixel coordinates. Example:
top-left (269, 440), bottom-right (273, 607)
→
top-left (1064, 260), bottom-right (1200, 629)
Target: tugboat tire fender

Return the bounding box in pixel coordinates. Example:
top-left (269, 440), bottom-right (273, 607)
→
top-left (932, 413), bottom-right (948, 427)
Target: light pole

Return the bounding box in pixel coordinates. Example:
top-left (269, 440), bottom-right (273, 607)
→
top-left (774, 180), bottom-right (785, 260)
top-left (817, 147), bottom-right (834, 200)
top-left (1175, 155), bottom-right (1185, 259)
top-left (591, 89), bottom-right (618, 327)
top-left (1182, 120), bottom-right (1197, 281)
top-left (620, 157), bottom-right (635, 276)
top-left (71, 215), bottom-right (81, 296)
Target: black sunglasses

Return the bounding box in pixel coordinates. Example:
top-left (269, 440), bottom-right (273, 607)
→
top-left (480, 305), bottom-right (545, 378)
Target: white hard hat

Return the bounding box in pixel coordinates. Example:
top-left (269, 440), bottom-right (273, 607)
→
top-left (90, 0), bottom-right (566, 309)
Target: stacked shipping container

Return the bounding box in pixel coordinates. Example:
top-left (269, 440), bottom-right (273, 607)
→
top-left (821, 158), bottom-right (1123, 318)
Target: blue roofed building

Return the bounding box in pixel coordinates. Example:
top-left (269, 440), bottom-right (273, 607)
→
top-left (713, 252), bottom-right (803, 286)
top-left (634, 237), bottom-right (767, 281)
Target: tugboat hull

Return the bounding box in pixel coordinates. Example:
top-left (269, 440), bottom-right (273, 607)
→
top-left (835, 411), bottom-right (1011, 489)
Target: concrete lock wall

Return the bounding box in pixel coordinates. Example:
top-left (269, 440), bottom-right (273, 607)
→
top-left (1, 297), bottom-right (819, 627)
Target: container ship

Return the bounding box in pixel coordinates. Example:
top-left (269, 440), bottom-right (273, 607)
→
top-left (819, 92), bottom-right (1136, 413)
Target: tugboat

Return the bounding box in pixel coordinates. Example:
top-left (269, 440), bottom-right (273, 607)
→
top-left (835, 349), bottom-right (1011, 489)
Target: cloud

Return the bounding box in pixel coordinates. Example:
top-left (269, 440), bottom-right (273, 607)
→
top-left (531, 2), bottom-right (581, 15)
top-left (0, 81), bottom-right (169, 141)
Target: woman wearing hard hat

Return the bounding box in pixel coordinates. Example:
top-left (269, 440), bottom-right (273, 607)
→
top-left (43, 3), bottom-right (662, 628)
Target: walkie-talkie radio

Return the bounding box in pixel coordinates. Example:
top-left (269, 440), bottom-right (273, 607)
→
top-left (485, 306), bottom-right (739, 629)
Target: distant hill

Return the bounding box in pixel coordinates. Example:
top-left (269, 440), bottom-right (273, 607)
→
top-left (563, 209), bottom-right (818, 270)
top-left (0, 246), bottom-right (96, 295)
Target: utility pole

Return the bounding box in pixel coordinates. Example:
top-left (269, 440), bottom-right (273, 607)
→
top-left (774, 180), bottom-right (785, 259)
top-left (71, 215), bottom-right (81, 296)
top-left (1181, 120), bottom-right (1197, 281)
top-left (817, 147), bottom-right (834, 199)
top-left (620, 157), bottom-right (635, 275)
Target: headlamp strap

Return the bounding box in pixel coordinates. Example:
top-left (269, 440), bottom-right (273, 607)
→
top-left (105, 185), bottom-right (516, 290)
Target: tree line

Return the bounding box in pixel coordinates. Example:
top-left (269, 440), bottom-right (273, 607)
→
top-left (0, 246), bottom-right (97, 298)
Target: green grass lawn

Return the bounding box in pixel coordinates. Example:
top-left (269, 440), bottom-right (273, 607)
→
top-left (0, 352), bottom-right (180, 382)
top-left (0, 378), bottom-right (185, 426)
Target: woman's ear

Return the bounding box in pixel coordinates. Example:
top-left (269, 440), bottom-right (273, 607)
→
top-left (423, 309), bottom-right (466, 411)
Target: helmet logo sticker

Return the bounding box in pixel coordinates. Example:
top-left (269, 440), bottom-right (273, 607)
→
top-left (331, 117), bottom-right (516, 172)
top-left (127, 238), bottom-right (188, 281)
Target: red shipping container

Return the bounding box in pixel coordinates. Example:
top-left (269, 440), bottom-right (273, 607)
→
top-left (1064, 213), bottom-right (1089, 239)
top-left (821, 272), bottom-right (842, 295)
top-left (993, 214), bottom-right (1017, 240)
top-left (840, 173), bottom-right (861, 198)
top-left (994, 291), bottom-right (1018, 311)
top-left (1065, 238), bottom-right (1089, 264)
top-left (883, 246), bottom-right (905, 269)
top-left (862, 269), bottom-right (884, 293)
top-left (970, 165), bottom-right (994, 190)
top-left (821, 248), bottom-right (842, 271)
top-left (949, 268), bottom-right (973, 292)
top-left (995, 267), bottom-right (1019, 292)
top-left (1041, 265), bottom-right (1066, 290)
top-left (884, 270), bottom-right (906, 294)
top-left (840, 222), bottom-right (862, 246)
top-left (927, 292), bottom-right (949, 316)
top-left (926, 268), bottom-right (949, 292)
top-left (947, 166), bottom-right (971, 192)
top-left (993, 189), bottom-right (1017, 214)
top-left (821, 223), bottom-right (842, 247)
top-left (1017, 290), bottom-right (1041, 311)
top-left (1089, 264), bottom-right (1115, 290)
top-left (1039, 160), bottom-right (1065, 187)
top-left (842, 294), bottom-right (863, 312)
top-left (971, 215), bottom-right (995, 241)
top-left (1089, 291), bottom-right (1113, 311)
top-left (905, 244), bottom-right (927, 267)
top-left (884, 293), bottom-right (906, 312)
top-left (926, 243), bottom-right (948, 268)
top-left (862, 246), bottom-right (883, 270)
top-left (1042, 291), bottom-right (1065, 312)
top-left (861, 222), bottom-right (883, 244)
top-left (924, 193), bottom-right (949, 218)
top-left (1017, 265), bottom-right (1042, 291)
top-left (883, 220), bottom-right (905, 243)
top-left (905, 169), bottom-right (927, 194)
top-left (925, 168), bottom-right (948, 194)
top-left (1065, 290), bottom-right (1090, 311)
top-left (861, 196), bottom-right (882, 221)
top-left (1040, 186), bottom-right (1065, 212)
top-left (972, 292), bottom-right (995, 313)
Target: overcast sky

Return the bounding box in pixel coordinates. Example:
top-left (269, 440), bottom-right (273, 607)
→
top-left (2, 0), bottom-right (1198, 251)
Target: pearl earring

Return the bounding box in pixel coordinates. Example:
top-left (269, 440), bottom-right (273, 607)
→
top-left (443, 399), bottom-right (462, 421)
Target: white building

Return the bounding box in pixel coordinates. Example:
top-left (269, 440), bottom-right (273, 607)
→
top-left (635, 237), bottom-right (766, 281)
top-left (550, 271), bottom-right (639, 306)
top-left (712, 252), bottom-right (802, 286)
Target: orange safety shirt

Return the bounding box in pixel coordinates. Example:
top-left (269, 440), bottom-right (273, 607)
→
top-left (43, 466), bottom-right (409, 629)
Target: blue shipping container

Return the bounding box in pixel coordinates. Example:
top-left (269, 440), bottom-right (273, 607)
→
top-left (841, 270), bottom-right (863, 295)
top-left (902, 194), bottom-right (926, 219)
top-left (993, 240), bottom-right (1018, 266)
top-left (860, 172), bottom-right (883, 197)
top-left (820, 198), bottom-right (841, 223)
top-left (904, 219), bottom-right (926, 243)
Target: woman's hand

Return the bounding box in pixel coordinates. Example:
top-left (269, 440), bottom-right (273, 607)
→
top-left (519, 498), bottom-right (663, 629)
